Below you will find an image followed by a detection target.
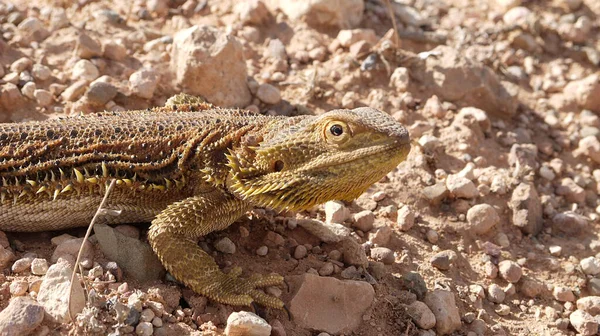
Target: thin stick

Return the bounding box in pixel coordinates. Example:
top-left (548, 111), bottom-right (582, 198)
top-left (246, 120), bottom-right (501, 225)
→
top-left (383, 0), bottom-right (400, 47)
top-left (67, 179), bottom-right (117, 322)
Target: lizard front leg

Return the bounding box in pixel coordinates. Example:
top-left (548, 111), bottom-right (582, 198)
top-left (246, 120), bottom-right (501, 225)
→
top-left (148, 191), bottom-right (284, 308)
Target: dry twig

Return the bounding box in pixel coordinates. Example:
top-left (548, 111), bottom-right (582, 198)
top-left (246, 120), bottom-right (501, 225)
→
top-left (68, 179), bottom-right (117, 322)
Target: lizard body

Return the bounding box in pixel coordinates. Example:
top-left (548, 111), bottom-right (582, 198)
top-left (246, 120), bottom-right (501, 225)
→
top-left (0, 94), bottom-right (411, 308)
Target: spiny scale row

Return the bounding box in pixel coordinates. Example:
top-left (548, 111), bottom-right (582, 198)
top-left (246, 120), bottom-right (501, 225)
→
top-left (0, 162), bottom-right (188, 205)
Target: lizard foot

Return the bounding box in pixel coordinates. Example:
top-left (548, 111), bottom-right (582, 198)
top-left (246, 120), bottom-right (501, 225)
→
top-left (201, 268), bottom-right (285, 308)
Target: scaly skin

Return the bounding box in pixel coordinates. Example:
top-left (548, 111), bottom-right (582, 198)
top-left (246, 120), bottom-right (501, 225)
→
top-left (0, 94), bottom-right (411, 308)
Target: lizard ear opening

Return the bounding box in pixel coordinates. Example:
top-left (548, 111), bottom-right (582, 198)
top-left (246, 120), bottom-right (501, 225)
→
top-left (272, 160), bottom-right (285, 172)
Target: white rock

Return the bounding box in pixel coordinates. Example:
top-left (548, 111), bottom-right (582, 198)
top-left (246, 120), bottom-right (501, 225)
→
top-left (418, 135), bottom-right (441, 150)
top-left (18, 17), bottom-right (44, 35)
top-left (129, 69), bottom-right (160, 99)
top-left (397, 205), bottom-right (414, 231)
top-left (407, 301), bottom-right (436, 329)
top-left (487, 283), bottom-right (505, 303)
top-left (0, 297), bottom-right (44, 335)
top-left (390, 67), bottom-right (410, 92)
top-left (457, 163), bottom-right (475, 181)
top-left (11, 257), bottom-right (33, 273)
top-left (71, 60), bottom-right (99, 82)
top-left (274, 0), bottom-right (364, 28)
top-left (466, 204), bottom-right (499, 235)
top-left (234, 0), bottom-right (271, 25)
top-left (34, 89), bottom-right (53, 106)
top-left (31, 258), bottom-right (49, 275)
top-left (135, 321), bottom-right (154, 336)
top-left (498, 260), bottom-right (522, 283)
top-left (37, 260), bottom-right (85, 323)
top-left (171, 25), bottom-right (251, 107)
top-left (352, 210), bottom-right (374, 232)
top-left (503, 6), bottom-right (532, 25)
top-left (325, 201), bottom-right (350, 224)
top-left (32, 64), bottom-right (51, 81)
top-left (578, 136), bottom-right (600, 164)
top-left (539, 165), bottom-right (556, 180)
top-left (21, 82), bottom-right (36, 99)
top-left (577, 296), bottom-right (600, 315)
top-left (553, 286), bottom-right (575, 302)
top-left (446, 174), bottom-right (478, 198)
top-left (549, 245), bottom-right (562, 256)
top-left (256, 83), bottom-right (281, 105)
top-left (581, 256), bottom-right (600, 275)
top-left (225, 311), bottom-right (271, 336)
top-left (10, 280), bottom-right (28, 296)
top-left (336, 28), bottom-right (377, 47)
top-left (147, 0), bottom-right (169, 17)
top-left (570, 309), bottom-right (598, 336)
top-left (424, 289), bottom-right (461, 335)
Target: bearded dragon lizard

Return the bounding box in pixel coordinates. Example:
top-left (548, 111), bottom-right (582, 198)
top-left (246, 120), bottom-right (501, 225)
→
top-left (0, 94), bottom-right (411, 308)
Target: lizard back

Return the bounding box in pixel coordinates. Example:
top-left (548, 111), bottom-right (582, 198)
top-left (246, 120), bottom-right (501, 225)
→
top-left (0, 105), bottom-right (277, 231)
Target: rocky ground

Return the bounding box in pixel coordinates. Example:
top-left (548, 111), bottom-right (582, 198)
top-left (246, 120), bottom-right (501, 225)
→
top-left (0, 0), bottom-right (599, 335)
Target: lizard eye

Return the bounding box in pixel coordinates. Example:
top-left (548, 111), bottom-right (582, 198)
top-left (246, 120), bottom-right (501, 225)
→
top-left (324, 121), bottom-right (350, 144)
top-left (330, 124), bottom-right (343, 136)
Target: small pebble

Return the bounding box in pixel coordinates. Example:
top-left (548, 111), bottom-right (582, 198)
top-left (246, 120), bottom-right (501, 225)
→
top-left (318, 262), bottom-right (334, 276)
top-left (581, 257), bottom-right (600, 275)
top-left (426, 229), bottom-right (439, 244)
top-left (553, 287), bottom-right (575, 302)
top-left (549, 245), bottom-right (562, 256)
top-left (135, 321), bottom-right (153, 336)
top-left (10, 280), bottom-right (28, 296)
top-left (370, 247), bottom-right (395, 265)
top-left (214, 237), bottom-right (236, 254)
top-left (294, 245), bottom-right (307, 259)
top-left (397, 205), bottom-right (414, 231)
top-left (31, 258), bottom-right (48, 275)
top-left (256, 83), bottom-right (281, 105)
top-left (430, 250), bottom-right (456, 270)
top-left (372, 191), bottom-right (386, 201)
top-left (488, 284), bottom-right (505, 303)
top-left (256, 246), bottom-right (268, 256)
top-left (496, 304), bottom-right (510, 316)
top-left (498, 260), bottom-right (522, 283)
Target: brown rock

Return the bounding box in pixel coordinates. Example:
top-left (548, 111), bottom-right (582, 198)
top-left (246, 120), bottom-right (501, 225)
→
top-left (555, 178), bottom-right (586, 204)
top-left (563, 73), bottom-right (600, 113)
top-left (508, 144), bottom-right (538, 177)
top-left (422, 183), bottom-right (449, 204)
top-left (289, 273), bottom-right (374, 334)
top-left (508, 183), bottom-right (543, 234)
top-left (417, 46), bottom-right (518, 117)
top-left (272, 0), bottom-right (365, 29)
top-left (75, 33), bottom-right (102, 59)
top-left (171, 25), bottom-right (251, 107)
top-left (498, 260), bottom-right (522, 283)
top-left (351, 210), bottom-right (374, 232)
top-left (424, 289), bottom-right (462, 335)
top-left (519, 278), bottom-right (544, 298)
top-left (466, 204), bottom-right (500, 235)
top-left (552, 211), bottom-right (588, 235)
top-left (0, 297), bottom-right (44, 335)
top-left (370, 247), bottom-right (395, 265)
top-left (430, 250), bottom-right (457, 271)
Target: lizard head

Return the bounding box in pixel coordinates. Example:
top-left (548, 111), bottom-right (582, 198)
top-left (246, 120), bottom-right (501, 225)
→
top-left (226, 107), bottom-right (411, 211)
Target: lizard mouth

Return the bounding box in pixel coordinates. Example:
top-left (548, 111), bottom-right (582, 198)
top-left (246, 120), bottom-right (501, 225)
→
top-left (300, 140), bottom-right (411, 172)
